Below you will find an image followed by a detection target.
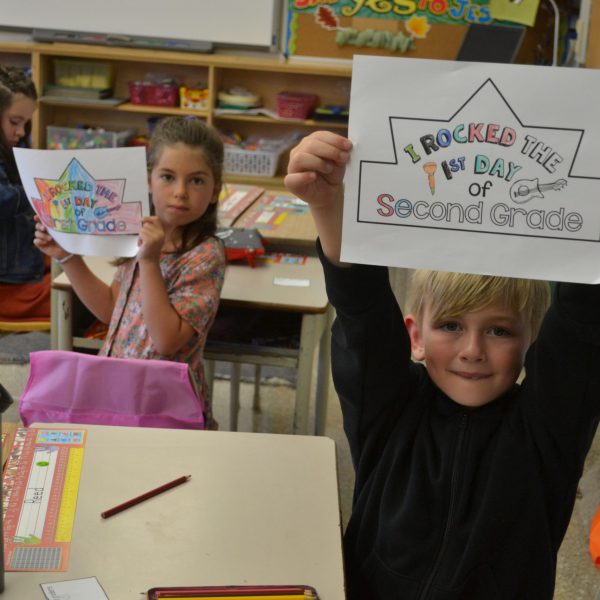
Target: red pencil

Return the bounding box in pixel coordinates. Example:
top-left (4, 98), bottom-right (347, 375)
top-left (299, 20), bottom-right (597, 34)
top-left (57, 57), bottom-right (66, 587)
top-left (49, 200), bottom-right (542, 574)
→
top-left (101, 475), bottom-right (191, 519)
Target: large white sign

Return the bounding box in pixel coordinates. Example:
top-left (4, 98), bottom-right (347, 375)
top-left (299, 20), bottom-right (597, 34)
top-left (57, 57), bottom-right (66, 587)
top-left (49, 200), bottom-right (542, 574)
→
top-left (343, 56), bottom-right (600, 283)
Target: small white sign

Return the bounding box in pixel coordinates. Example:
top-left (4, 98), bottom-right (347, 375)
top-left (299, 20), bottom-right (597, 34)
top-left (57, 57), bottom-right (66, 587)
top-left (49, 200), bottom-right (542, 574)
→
top-left (343, 55), bottom-right (600, 283)
top-left (15, 147), bottom-right (149, 258)
top-left (41, 576), bottom-right (110, 600)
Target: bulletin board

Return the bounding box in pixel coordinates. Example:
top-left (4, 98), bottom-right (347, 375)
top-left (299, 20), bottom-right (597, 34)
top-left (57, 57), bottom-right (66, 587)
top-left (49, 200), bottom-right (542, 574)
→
top-left (285, 0), bottom-right (538, 61)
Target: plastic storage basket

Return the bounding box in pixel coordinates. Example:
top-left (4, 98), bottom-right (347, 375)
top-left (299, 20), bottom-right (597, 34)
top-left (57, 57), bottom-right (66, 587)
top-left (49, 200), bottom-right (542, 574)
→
top-left (276, 92), bottom-right (318, 119)
top-left (128, 81), bottom-right (179, 107)
top-left (224, 143), bottom-right (288, 177)
top-left (47, 126), bottom-right (133, 149)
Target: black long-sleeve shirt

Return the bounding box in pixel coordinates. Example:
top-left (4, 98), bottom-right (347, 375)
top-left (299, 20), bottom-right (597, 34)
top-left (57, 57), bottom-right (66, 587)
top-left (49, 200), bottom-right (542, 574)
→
top-left (319, 242), bottom-right (600, 599)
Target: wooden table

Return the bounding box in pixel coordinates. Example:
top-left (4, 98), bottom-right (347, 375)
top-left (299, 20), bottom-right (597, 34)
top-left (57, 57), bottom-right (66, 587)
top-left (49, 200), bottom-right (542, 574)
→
top-left (219, 185), bottom-right (318, 251)
top-left (2, 423), bottom-right (345, 599)
top-left (52, 256), bottom-right (332, 436)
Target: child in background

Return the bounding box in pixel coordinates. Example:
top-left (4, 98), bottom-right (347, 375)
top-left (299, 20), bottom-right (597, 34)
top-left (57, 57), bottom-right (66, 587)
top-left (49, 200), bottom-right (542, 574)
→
top-left (285, 131), bottom-right (600, 599)
top-left (35, 117), bottom-right (226, 426)
top-left (0, 65), bottom-right (50, 322)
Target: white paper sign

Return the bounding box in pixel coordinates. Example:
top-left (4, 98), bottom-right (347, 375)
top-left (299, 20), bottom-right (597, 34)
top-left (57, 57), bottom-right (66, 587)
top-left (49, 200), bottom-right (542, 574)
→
top-left (15, 147), bottom-right (150, 257)
top-left (343, 56), bottom-right (600, 283)
top-left (41, 576), bottom-right (109, 599)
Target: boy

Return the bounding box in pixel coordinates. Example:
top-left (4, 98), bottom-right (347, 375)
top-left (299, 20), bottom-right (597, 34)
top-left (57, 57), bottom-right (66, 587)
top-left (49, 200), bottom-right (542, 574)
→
top-left (285, 131), bottom-right (600, 599)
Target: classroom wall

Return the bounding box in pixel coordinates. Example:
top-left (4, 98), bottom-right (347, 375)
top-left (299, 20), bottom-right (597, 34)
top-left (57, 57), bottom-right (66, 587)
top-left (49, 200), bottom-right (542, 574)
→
top-left (0, 0), bottom-right (281, 50)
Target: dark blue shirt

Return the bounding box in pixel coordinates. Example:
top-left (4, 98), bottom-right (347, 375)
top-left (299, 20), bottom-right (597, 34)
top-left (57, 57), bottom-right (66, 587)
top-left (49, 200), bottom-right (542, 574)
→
top-left (0, 158), bottom-right (45, 283)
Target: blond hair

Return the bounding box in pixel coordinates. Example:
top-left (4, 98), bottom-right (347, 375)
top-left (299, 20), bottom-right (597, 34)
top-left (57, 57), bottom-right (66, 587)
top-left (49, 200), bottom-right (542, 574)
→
top-left (407, 270), bottom-right (551, 340)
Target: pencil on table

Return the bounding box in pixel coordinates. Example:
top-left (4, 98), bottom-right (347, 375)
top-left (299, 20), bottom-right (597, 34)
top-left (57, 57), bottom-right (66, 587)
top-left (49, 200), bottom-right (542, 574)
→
top-left (149, 585), bottom-right (317, 599)
top-left (160, 595), bottom-right (312, 600)
top-left (101, 474), bottom-right (191, 518)
top-left (154, 591), bottom-right (316, 600)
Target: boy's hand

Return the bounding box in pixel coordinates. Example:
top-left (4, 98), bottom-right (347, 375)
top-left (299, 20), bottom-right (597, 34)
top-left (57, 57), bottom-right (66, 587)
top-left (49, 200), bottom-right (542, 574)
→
top-left (33, 216), bottom-right (71, 261)
top-left (285, 131), bottom-right (353, 266)
top-left (285, 131), bottom-right (352, 209)
top-left (137, 216), bottom-right (165, 262)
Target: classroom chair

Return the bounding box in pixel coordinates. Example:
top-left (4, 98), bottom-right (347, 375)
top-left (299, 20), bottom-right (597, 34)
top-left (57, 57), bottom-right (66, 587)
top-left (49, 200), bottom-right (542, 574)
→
top-left (0, 320), bottom-right (50, 332)
top-left (204, 360), bottom-right (263, 431)
top-left (205, 307), bottom-right (301, 432)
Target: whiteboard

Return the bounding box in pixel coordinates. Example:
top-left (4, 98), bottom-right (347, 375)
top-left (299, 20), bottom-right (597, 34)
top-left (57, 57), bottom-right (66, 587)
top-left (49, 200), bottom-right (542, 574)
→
top-left (0, 0), bottom-right (281, 49)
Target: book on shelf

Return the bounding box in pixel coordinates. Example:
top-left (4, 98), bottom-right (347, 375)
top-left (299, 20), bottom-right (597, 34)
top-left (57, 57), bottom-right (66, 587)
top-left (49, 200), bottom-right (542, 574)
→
top-left (40, 95), bottom-right (127, 107)
top-left (215, 106), bottom-right (280, 120)
top-left (44, 84), bottom-right (113, 99)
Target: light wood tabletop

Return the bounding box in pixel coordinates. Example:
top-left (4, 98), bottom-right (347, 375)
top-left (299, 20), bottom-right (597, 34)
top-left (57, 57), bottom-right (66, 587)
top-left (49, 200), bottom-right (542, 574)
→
top-left (2, 423), bottom-right (345, 599)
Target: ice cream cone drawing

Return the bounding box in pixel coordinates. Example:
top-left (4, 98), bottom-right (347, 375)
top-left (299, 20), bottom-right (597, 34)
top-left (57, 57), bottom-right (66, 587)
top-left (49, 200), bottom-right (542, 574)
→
top-left (423, 162), bottom-right (437, 195)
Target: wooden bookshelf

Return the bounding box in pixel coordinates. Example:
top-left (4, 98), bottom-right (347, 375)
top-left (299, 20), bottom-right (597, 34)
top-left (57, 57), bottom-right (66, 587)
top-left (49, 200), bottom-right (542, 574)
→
top-left (0, 36), bottom-right (351, 187)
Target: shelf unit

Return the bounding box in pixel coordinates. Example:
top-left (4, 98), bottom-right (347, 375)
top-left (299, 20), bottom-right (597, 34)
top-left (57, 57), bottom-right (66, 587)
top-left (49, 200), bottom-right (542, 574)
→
top-left (0, 37), bottom-right (351, 188)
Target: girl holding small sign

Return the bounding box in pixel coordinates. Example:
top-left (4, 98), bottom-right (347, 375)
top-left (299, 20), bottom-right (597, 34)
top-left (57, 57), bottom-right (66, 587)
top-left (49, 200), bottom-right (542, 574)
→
top-left (35, 117), bottom-right (226, 426)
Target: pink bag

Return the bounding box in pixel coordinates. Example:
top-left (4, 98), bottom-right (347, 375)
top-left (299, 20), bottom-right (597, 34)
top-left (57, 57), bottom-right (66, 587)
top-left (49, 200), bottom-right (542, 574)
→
top-left (19, 350), bottom-right (205, 430)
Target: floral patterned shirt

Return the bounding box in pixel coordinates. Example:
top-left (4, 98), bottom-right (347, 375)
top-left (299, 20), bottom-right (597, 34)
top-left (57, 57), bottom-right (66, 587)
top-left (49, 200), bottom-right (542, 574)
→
top-left (99, 236), bottom-right (225, 418)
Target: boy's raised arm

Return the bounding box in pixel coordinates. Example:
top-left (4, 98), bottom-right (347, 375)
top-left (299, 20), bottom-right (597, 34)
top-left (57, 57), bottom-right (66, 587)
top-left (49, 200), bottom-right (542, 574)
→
top-left (285, 131), bottom-right (352, 266)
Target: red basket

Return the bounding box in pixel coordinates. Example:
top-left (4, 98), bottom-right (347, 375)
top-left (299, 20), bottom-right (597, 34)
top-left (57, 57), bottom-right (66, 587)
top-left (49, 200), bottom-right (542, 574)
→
top-left (128, 81), bottom-right (179, 107)
top-left (276, 92), bottom-right (317, 119)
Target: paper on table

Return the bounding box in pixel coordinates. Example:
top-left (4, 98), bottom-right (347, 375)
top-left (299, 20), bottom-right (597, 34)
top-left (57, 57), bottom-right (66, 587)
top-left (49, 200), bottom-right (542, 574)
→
top-left (273, 277), bottom-right (310, 287)
top-left (41, 576), bottom-right (109, 599)
top-left (14, 147), bottom-right (149, 257)
top-left (218, 184), bottom-right (265, 227)
top-left (342, 55), bottom-right (600, 283)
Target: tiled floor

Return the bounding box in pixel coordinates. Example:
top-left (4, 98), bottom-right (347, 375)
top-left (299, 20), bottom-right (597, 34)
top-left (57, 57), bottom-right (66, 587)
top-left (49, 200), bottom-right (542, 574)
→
top-left (1, 360), bottom-right (599, 598)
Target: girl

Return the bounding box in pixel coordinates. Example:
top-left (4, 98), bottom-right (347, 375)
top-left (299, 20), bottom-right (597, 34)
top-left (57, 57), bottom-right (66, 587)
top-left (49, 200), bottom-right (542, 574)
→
top-left (34, 117), bottom-right (227, 426)
top-left (0, 65), bottom-right (50, 323)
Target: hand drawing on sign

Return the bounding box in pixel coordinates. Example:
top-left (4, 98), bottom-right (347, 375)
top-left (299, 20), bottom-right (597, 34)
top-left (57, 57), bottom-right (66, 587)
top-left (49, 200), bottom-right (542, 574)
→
top-left (31, 157), bottom-right (142, 236)
top-left (509, 177), bottom-right (568, 204)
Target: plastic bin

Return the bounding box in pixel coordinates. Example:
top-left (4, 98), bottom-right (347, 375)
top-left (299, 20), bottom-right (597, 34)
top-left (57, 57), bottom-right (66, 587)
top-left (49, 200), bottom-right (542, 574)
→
top-left (53, 59), bottom-right (113, 89)
top-left (46, 126), bottom-right (133, 149)
top-left (128, 81), bottom-right (179, 107)
top-left (276, 92), bottom-right (318, 119)
top-left (224, 144), bottom-right (286, 177)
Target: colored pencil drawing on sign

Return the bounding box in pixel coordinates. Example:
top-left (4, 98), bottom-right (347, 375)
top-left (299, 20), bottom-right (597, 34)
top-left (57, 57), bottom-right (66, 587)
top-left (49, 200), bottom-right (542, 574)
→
top-left (343, 56), bottom-right (600, 283)
top-left (14, 147), bottom-right (149, 257)
top-left (32, 158), bottom-right (141, 235)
